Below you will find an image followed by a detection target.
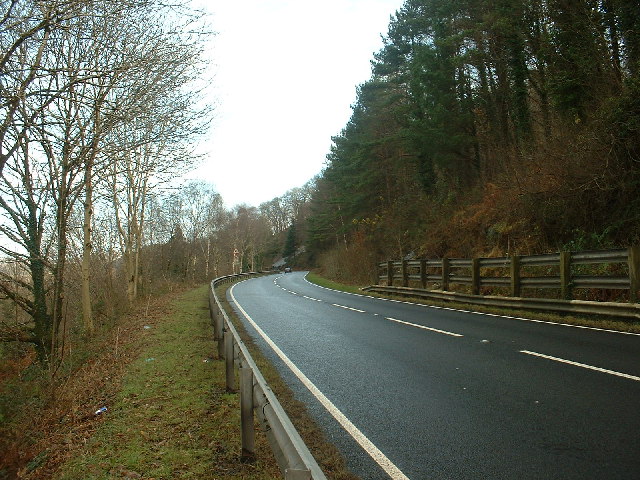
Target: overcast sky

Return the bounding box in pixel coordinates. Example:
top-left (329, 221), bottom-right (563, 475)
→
top-left (184, 0), bottom-right (405, 207)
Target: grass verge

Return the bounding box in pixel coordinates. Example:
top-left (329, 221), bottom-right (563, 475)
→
top-left (54, 284), bottom-right (280, 480)
top-left (304, 272), bottom-right (363, 295)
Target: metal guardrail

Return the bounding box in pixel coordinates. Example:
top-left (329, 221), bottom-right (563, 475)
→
top-left (209, 272), bottom-right (327, 480)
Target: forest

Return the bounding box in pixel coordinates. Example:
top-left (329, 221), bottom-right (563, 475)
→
top-left (304, 0), bottom-right (640, 284)
top-left (1, 0), bottom-right (639, 466)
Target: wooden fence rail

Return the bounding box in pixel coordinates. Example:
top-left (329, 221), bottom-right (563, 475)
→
top-left (378, 247), bottom-right (640, 303)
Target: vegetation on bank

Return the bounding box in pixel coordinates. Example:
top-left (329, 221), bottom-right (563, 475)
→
top-left (304, 0), bottom-right (640, 275)
top-left (1, 285), bottom-right (282, 479)
top-left (304, 272), bottom-right (365, 295)
top-left (56, 284), bottom-right (281, 480)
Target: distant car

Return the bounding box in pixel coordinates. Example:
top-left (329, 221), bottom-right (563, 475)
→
top-left (284, 267), bottom-right (292, 273)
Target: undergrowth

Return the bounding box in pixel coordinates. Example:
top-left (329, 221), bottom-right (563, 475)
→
top-left (53, 284), bottom-right (279, 479)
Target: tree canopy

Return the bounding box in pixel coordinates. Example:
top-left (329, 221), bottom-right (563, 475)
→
top-left (306, 0), bottom-right (640, 266)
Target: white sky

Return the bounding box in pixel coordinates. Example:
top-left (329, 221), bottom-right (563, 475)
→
top-left (184, 0), bottom-right (405, 208)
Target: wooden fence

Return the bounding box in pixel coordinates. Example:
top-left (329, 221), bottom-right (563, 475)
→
top-left (377, 247), bottom-right (640, 303)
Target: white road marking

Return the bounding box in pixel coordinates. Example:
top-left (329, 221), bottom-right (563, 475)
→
top-left (332, 303), bottom-right (366, 313)
top-left (520, 350), bottom-right (640, 381)
top-left (229, 284), bottom-right (411, 480)
top-left (303, 295), bottom-right (322, 302)
top-left (302, 273), bottom-right (640, 337)
top-left (386, 317), bottom-right (464, 337)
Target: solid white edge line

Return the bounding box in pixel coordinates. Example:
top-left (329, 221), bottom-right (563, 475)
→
top-left (229, 282), bottom-right (411, 480)
top-left (302, 273), bottom-right (640, 337)
top-left (386, 317), bottom-right (464, 337)
top-left (520, 350), bottom-right (640, 381)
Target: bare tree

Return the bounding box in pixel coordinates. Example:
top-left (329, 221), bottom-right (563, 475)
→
top-left (260, 197), bottom-right (290, 234)
top-left (0, 133), bottom-right (51, 359)
top-left (0, 0), bottom-right (213, 365)
top-left (179, 181), bottom-right (224, 279)
top-left (0, 0), bottom-right (116, 174)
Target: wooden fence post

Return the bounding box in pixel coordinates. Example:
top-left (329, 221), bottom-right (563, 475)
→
top-left (472, 258), bottom-right (480, 295)
top-left (420, 259), bottom-right (427, 289)
top-left (560, 251), bottom-right (572, 300)
top-left (442, 258), bottom-right (450, 291)
top-left (629, 246), bottom-right (640, 302)
top-left (402, 260), bottom-right (409, 287)
top-left (511, 255), bottom-right (521, 297)
top-left (387, 261), bottom-right (393, 286)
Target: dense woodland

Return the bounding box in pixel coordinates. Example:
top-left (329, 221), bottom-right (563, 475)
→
top-left (1, 0), bottom-right (640, 441)
top-left (305, 0), bottom-right (640, 283)
top-left (0, 0), bottom-right (219, 369)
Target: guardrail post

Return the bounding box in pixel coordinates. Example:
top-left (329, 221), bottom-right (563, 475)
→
top-left (420, 259), bottom-right (427, 289)
top-left (240, 365), bottom-right (256, 461)
top-left (210, 272), bottom-right (327, 479)
top-left (209, 292), bottom-right (215, 326)
top-left (560, 251), bottom-right (572, 300)
top-left (472, 258), bottom-right (480, 295)
top-left (442, 258), bottom-right (450, 291)
top-left (216, 307), bottom-right (224, 359)
top-left (511, 255), bottom-right (521, 297)
top-left (225, 329), bottom-right (235, 392)
top-left (402, 260), bottom-right (409, 287)
top-left (629, 246), bottom-right (640, 302)
top-left (387, 261), bottom-right (393, 286)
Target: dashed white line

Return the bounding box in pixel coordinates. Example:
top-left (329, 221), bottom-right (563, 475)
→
top-left (520, 350), bottom-right (640, 381)
top-left (386, 317), bottom-right (464, 337)
top-left (302, 274), bottom-right (640, 337)
top-left (303, 295), bottom-right (322, 302)
top-left (229, 284), bottom-right (411, 480)
top-left (332, 303), bottom-right (366, 313)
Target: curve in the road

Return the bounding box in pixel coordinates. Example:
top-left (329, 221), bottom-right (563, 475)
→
top-left (230, 284), bottom-right (411, 480)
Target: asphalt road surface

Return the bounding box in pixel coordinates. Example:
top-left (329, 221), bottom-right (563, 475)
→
top-left (228, 271), bottom-right (640, 480)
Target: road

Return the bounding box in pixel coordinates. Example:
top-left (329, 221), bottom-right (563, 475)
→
top-left (228, 271), bottom-right (640, 480)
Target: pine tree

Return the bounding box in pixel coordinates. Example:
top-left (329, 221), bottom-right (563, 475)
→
top-left (283, 223), bottom-right (297, 260)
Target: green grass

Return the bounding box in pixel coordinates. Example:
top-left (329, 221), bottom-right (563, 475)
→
top-left (304, 272), bottom-right (364, 295)
top-left (55, 284), bottom-right (279, 480)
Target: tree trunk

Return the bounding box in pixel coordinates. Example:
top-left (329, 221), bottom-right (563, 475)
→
top-left (81, 161), bottom-right (94, 334)
top-left (51, 192), bottom-right (68, 367)
top-left (31, 253), bottom-right (51, 364)
top-left (125, 246), bottom-right (136, 304)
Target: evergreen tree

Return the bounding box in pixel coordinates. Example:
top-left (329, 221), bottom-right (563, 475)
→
top-left (306, 0), bottom-right (640, 262)
top-left (283, 223), bottom-right (297, 260)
